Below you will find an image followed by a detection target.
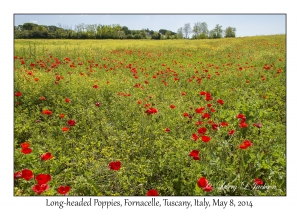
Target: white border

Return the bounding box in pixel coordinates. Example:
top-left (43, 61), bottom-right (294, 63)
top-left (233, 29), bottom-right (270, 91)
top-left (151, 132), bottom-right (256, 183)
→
top-left (2, 1), bottom-right (296, 209)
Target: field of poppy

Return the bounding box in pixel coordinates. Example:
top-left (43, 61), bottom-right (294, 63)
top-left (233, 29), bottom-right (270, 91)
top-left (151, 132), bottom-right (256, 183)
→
top-left (14, 35), bottom-right (286, 196)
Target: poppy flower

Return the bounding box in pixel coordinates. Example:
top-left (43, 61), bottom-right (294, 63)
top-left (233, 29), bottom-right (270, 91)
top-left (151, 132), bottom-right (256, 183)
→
top-left (201, 136), bottom-right (211, 143)
top-left (192, 133), bottom-right (199, 141)
top-left (137, 100), bottom-right (142, 104)
top-left (170, 105), bottom-right (176, 109)
top-left (197, 177), bottom-right (208, 188)
top-left (93, 84), bottom-right (99, 89)
top-left (42, 110), bottom-right (52, 115)
top-left (217, 99), bottom-right (224, 105)
top-left (146, 189), bottom-right (159, 196)
top-left (228, 130), bottom-right (235, 135)
top-left (145, 108), bottom-right (158, 115)
top-left (236, 113), bottom-right (246, 120)
top-left (36, 174), bottom-right (51, 184)
top-left (21, 147), bottom-right (32, 154)
top-left (165, 127), bottom-right (170, 132)
top-left (40, 96), bottom-right (46, 101)
top-left (183, 112), bottom-right (189, 117)
top-left (62, 127), bottom-right (69, 132)
top-left (67, 119), bottom-right (76, 126)
top-left (189, 150), bottom-right (200, 160)
top-left (253, 123), bottom-right (262, 128)
top-left (181, 92), bottom-right (186, 96)
top-left (193, 121), bottom-right (202, 127)
top-left (65, 98), bottom-right (70, 103)
top-left (195, 107), bottom-right (205, 114)
top-left (200, 91), bottom-right (206, 95)
top-left (95, 102), bottom-right (101, 107)
top-left (14, 171), bottom-right (22, 179)
top-left (58, 186), bottom-right (71, 195)
top-left (59, 114), bottom-right (65, 118)
top-left (15, 92), bottom-right (22, 97)
top-left (32, 184), bottom-right (50, 194)
top-left (34, 78), bottom-right (39, 82)
top-left (220, 122), bottom-right (228, 127)
top-left (41, 152), bottom-right (54, 161)
top-left (203, 184), bottom-right (213, 192)
top-left (109, 161), bottom-right (121, 170)
top-left (21, 169), bottom-right (34, 181)
top-left (239, 140), bottom-right (253, 149)
top-left (202, 113), bottom-right (210, 119)
top-left (211, 123), bottom-right (219, 130)
top-left (198, 127), bottom-right (207, 135)
top-left (239, 122), bottom-right (248, 128)
top-left (207, 104), bottom-right (212, 107)
top-left (21, 142), bottom-right (30, 149)
top-left (254, 178), bottom-right (264, 185)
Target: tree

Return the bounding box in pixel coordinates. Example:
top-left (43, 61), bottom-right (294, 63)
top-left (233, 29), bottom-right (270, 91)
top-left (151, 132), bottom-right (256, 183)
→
top-left (192, 22), bottom-right (201, 37)
top-left (213, 24), bottom-right (223, 38)
top-left (225, 27), bottom-right (236, 38)
top-left (183, 23), bottom-right (192, 39)
top-left (176, 27), bottom-right (184, 39)
top-left (151, 32), bottom-right (161, 40)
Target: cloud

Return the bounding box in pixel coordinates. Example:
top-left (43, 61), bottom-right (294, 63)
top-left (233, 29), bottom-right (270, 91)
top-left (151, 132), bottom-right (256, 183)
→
top-left (29, 20), bottom-right (38, 23)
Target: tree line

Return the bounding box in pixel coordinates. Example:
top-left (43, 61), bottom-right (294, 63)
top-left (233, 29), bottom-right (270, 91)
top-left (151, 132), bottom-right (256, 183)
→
top-left (14, 22), bottom-right (236, 40)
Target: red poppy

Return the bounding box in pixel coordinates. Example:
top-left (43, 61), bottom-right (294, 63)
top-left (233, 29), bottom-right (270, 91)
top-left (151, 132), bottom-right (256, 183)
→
top-left (21, 142), bottom-right (30, 149)
top-left (67, 119), bottom-right (76, 126)
top-left (36, 174), bottom-right (51, 184)
top-left (220, 122), bottom-right (228, 127)
top-left (95, 102), bottom-right (101, 107)
top-left (200, 91), bottom-right (206, 95)
top-left (239, 140), bottom-right (253, 149)
top-left (198, 127), bottom-right (207, 135)
top-left (192, 133), bottom-right (199, 141)
top-left (207, 104), bottom-right (212, 107)
top-left (236, 113), bottom-right (246, 120)
top-left (93, 84), bottom-right (99, 89)
top-left (59, 114), bottom-right (65, 118)
top-left (217, 99), bottom-right (224, 105)
top-left (228, 130), bottom-right (235, 135)
top-left (165, 127), bottom-right (170, 132)
top-left (189, 150), bottom-right (200, 160)
top-left (62, 127), bottom-right (69, 132)
top-left (239, 122), bottom-right (248, 128)
top-left (137, 100), bottom-right (142, 104)
top-left (210, 108), bottom-right (216, 112)
top-left (57, 186), bottom-right (71, 195)
top-left (42, 110), bottom-right (52, 115)
top-left (32, 184), bottom-right (50, 194)
top-left (15, 92), bottom-right (22, 97)
top-left (145, 108), bottom-right (158, 115)
top-left (40, 96), bottom-right (46, 101)
top-left (254, 178), bottom-right (264, 185)
top-left (183, 112), bottom-right (189, 117)
top-left (109, 161), bottom-right (121, 170)
top-left (34, 78), bottom-right (39, 82)
top-left (21, 147), bottom-right (32, 154)
top-left (41, 152), bottom-right (54, 161)
top-left (146, 189), bottom-right (159, 196)
top-left (195, 107), bottom-right (205, 114)
top-left (203, 184), bottom-right (213, 192)
top-left (253, 123), bottom-right (262, 128)
top-left (201, 136), bottom-right (211, 143)
top-left (65, 98), bottom-right (71, 103)
top-left (170, 104), bottom-right (176, 109)
top-left (181, 92), bottom-right (186, 96)
top-left (211, 123), bottom-right (219, 130)
top-left (195, 121), bottom-right (203, 126)
top-left (197, 177), bottom-right (208, 188)
top-left (21, 169), bottom-right (34, 181)
top-left (202, 113), bottom-right (210, 119)
top-left (14, 171), bottom-right (22, 179)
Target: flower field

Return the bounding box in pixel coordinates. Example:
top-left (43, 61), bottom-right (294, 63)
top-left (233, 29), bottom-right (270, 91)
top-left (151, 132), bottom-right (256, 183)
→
top-left (14, 36), bottom-right (286, 196)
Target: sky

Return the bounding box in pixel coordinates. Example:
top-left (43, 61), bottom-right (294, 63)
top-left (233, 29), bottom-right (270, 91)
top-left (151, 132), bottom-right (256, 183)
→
top-left (14, 14), bottom-right (286, 37)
